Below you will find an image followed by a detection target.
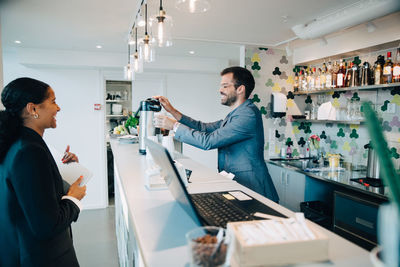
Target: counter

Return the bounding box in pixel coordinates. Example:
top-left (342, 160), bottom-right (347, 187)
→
top-left (111, 140), bottom-right (372, 266)
top-left (267, 159), bottom-right (388, 201)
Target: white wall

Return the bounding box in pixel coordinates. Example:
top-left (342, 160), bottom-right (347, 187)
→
top-left (3, 48), bottom-right (109, 209)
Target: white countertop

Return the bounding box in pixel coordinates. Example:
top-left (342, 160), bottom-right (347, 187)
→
top-left (110, 140), bottom-right (372, 267)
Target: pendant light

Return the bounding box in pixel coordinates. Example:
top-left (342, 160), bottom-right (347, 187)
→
top-left (139, 3), bottom-right (155, 62)
top-left (175, 0), bottom-right (210, 13)
top-left (152, 0), bottom-right (173, 47)
top-left (132, 27), bottom-right (143, 73)
top-left (124, 44), bottom-right (133, 80)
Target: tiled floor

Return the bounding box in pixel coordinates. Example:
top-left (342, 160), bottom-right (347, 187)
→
top-left (72, 206), bottom-right (119, 267)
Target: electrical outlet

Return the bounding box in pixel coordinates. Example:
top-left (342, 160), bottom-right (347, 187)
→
top-left (387, 103), bottom-right (396, 114)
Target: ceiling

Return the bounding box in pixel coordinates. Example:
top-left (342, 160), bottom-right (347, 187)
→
top-left (0, 0), bottom-right (380, 59)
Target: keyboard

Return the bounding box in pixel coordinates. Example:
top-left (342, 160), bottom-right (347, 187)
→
top-left (191, 192), bottom-right (254, 228)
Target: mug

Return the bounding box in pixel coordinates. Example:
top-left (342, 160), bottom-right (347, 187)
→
top-left (162, 136), bottom-right (175, 158)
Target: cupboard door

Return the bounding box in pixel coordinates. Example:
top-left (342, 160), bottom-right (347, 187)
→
top-left (267, 163), bottom-right (285, 205)
top-left (284, 169), bottom-right (306, 212)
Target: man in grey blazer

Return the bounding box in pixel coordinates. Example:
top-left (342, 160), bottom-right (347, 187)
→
top-left (154, 66), bottom-right (279, 202)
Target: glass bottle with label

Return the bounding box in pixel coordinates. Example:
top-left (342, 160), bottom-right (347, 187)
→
top-left (326, 62), bottom-right (333, 89)
top-left (320, 65), bottom-right (327, 89)
top-left (294, 71), bottom-right (299, 92)
top-left (393, 48), bottom-right (400, 83)
top-left (374, 56), bottom-right (383, 85)
top-left (309, 68), bottom-right (315, 91)
top-left (337, 59), bottom-right (345, 88)
top-left (315, 67), bottom-right (321, 90)
top-left (332, 61), bottom-right (339, 88)
top-left (383, 51), bottom-right (393, 84)
top-left (301, 69), bottom-right (308, 91)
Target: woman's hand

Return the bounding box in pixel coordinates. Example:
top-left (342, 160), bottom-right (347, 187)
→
top-left (62, 145), bottom-right (79, 163)
top-left (67, 176), bottom-right (87, 200)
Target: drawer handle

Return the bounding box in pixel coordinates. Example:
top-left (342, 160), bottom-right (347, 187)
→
top-left (355, 217), bottom-right (374, 229)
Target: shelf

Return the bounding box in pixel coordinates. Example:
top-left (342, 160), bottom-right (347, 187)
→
top-left (106, 100), bottom-right (129, 103)
top-left (293, 119), bottom-right (364, 125)
top-left (106, 115), bottom-right (128, 118)
top-left (293, 82), bottom-right (400, 95)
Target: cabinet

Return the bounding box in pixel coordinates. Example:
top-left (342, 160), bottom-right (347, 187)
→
top-left (105, 80), bottom-right (132, 132)
top-left (267, 163), bottom-right (306, 212)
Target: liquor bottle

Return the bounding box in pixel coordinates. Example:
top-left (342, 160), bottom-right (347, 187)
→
top-left (294, 71), bottom-right (299, 92)
top-left (326, 62), bottom-right (333, 88)
top-left (374, 55), bottom-right (383, 85)
top-left (315, 68), bottom-right (321, 90)
top-left (309, 68), bottom-right (315, 90)
top-left (332, 61), bottom-right (339, 88)
top-left (383, 51), bottom-right (393, 84)
top-left (320, 64), bottom-right (327, 89)
top-left (298, 70), bottom-right (303, 91)
top-left (337, 59), bottom-right (345, 88)
top-left (393, 48), bottom-right (400, 83)
top-left (345, 62), bottom-right (354, 87)
top-left (301, 69), bottom-right (308, 91)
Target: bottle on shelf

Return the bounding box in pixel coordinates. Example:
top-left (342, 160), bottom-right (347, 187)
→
top-left (383, 51), bottom-right (393, 84)
top-left (326, 62), bottom-right (333, 89)
top-left (315, 67), bottom-right (321, 90)
top-left (305, 67), bottom-right (311, 91)
top-left (294, 71), bottom-right (299, 92)
top-left (374, 55), bottom-right (384, 85)
top-left (337, 59), bottom-right (345, 88)
top-left (320, 65), bottom-right (327, 89)
top-left (393, 48), bottom-right (400, 83)
top-left (332, 61), bottom-right (339, 88)
top-left (301, 69), bottom-right (308, 91)
top-left (345, 62), bottom-right (352, 87)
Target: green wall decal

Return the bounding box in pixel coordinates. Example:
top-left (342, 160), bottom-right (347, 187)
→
top-left (350, 129), bottom-right (359, 139)
top-left (337, 128), bottom-right (345, 137)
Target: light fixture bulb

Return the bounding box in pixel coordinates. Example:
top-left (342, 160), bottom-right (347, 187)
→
top-left (153, 9), bottom-right (173, 47)
top-left (124, 64), bottom-right (132, 80)
top-left (139, 35), bottom-right (155, 62)
top-left (132, 52), bottom-right (143, 73)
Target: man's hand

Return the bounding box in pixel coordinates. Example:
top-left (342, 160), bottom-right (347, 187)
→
top-left (154, 114), bottom-right (177, 130)
top-left (67, 176), bottom-right (87, 200)
top-left (153, 96), bottom-right (182, 121)
top-left (62, 145), bottom-right (79, 163)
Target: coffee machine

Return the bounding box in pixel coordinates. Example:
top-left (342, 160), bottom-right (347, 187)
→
top-left (134, 98), bottom-right (162, 154)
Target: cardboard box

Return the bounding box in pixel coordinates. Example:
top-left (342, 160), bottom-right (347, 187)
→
top-left (227, 220), bottom-right (329, 266)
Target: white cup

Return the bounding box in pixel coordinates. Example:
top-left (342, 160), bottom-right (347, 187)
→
top-left (162, 136), bottom-right (175, 158)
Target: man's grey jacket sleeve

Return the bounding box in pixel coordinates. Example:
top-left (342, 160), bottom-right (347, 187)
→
top-left (175, 111), bottom-right (255, 150)
top-left (179, 114), bottom-right (223, 133)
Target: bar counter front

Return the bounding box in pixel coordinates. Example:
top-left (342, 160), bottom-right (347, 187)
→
top-left (110, 140), bottom-right (372, 267)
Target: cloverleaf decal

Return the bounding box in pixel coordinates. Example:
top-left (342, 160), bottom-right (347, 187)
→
top-left (391, 87), bottom-right (400, 96)
top-left (272, 67), bottom-right (281, 76)
top-left (298, 137), bottom-right (306, 147)
top-left (381, 100), bottom-right (390, 111)
top-left (350, 129), bottom-right (359, 139)
top-left (259, 47), bottom-right (268, 51)
top-left (252, 62), bottom-right (261, 71)
top-left (253, 70), bottom-right (260, 78)
top-left (298, 122), bottom-right (306, 130)
top-left (352, 92), bottom-right (360, 101)
top-left (350, 139), bottom-right (358, 149)
top-left (337, 128), bottom-right (345, 137)
top-left (287, 91), bottom-right (294, 99)
top-left (251, 53), bottom-right (261, 63)
top-left (245, 57), bottom-right (252, 66)
top-left (332, 92), bottom-right (341, 99)
top-left (344, 126), bottom-right (351, 134)
top-left (278, 133), bottom-right (285, 142)
top-left (280, 56), bottom-right (288, 64)
top-left (325, 123), bottom-right (334, 128)
top-left (390, 116), bottom-right (400, 127)
top-left (286, 137), bottom-right (293, 146)
top-left (304, 126), bottom-right (312, 134)
top-left (260, 106), bottom-right (267, 115)
top-left (330, 140), bottom-right (338, 149)
top-left (279, 71), bottom-right (288, 80)
top-left (265, 142), bottom-right (269, 150)
top-left (292, 126), bottom-right (300, 134)
top-left (275, 130), bottom-right (281, 138)
top-left (265, 103), bottom-right (273, 119)
top-left (382, 121), bottom-right (392, 132)
top-left (391, 148), bottom-right (400, 159)
top-left (392, 95), bottom-right (400, 106)
top-left (292, 149), bottom-right (300, 157)
top-left (272, 83), bottom-right (281, 92)
top-left (305, 95), bottom-right (312, 104)
top-left (325, 136), bottom-right (332, 144)
top-left (279, 118), bottom-right (287, 127)
top-left (265, 79), bottom-right (274, 87)
top-left (349, 147), bottom-right (357, 156)
top-left (320, 131), bottom-right (327, 139)
top-left (251, 94), bottom-right (260, 103)
top-left (342, 141), bottom-right (351, 151)
top-left (352, 56), bottom-right (361, 65)
top-left (292, 66), bottom-right (301, 73)
top-left (286, 76), bottom-right (294, 85)
top-left (266, 49), bottom-right (275, 55)
top-left (332, 99), bottom-right (340, 108)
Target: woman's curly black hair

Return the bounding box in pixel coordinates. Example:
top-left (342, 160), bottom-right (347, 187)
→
top-left (0, 77), bottom-right (50, 161)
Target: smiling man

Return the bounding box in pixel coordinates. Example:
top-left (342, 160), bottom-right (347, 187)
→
top-left (154, 66), bottom-right (278, 202)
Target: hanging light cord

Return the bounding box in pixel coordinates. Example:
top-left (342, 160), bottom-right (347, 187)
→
top-left (128, 44), bottom-right (130, 63)
top-left (135, 27), bottom-right (138, 52)
top-left (160, 0), bottom-right (163, 11)
top-left (145, 3), bottom-right (148, 36)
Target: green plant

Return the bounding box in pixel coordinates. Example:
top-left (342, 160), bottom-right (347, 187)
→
top-left (125, 115), bottom-right (139, 129)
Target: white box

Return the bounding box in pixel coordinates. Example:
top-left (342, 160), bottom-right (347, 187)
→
top-left (227, 220), bottom-right (329, 266)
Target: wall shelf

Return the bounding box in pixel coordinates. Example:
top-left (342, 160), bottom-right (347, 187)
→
top-left (293, 82), bottom-right (400, 95)
top-left (106, 100), bottom-right (129, 103)
top-left (293, 119), bottom-right (364, 125)
top-left (106, 115), bottom-right (128, 118)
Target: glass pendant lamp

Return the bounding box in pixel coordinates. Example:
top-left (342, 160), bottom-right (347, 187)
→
top-left (132, 27), bottom-right (143, 73)
top-left (152, 0), bottom-right (173, 47)
top-left (124, 44), bottom-right (133, 80)
top-left (139, 4), bottom-right (155, 62)
top-left (175, 0), bottom-right (210, 13)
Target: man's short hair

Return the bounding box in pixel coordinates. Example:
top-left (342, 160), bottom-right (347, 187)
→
top-left (220, 66), bottom-right (255, 99)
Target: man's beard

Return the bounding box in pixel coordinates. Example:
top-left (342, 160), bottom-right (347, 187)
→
top-left (221, 92), bottom-right (237, 106)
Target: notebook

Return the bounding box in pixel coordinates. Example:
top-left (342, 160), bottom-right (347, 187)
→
top-left (145, 139), bottom-right (286, 228)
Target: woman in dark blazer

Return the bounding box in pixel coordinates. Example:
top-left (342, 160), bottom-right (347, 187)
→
top-left (0, 78), bottom-right (86, 267)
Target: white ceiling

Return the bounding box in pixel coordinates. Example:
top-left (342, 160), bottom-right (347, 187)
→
top-left (0, 0), bottom-right (380, 59)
